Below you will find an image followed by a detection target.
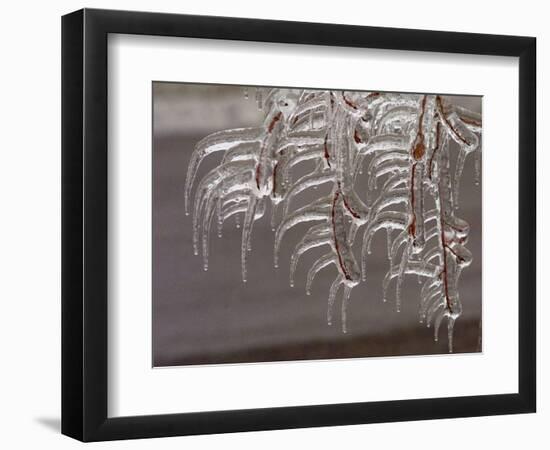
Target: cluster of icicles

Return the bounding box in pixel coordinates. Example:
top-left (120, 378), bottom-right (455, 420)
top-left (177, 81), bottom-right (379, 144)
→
top-left (184, 88), bottom-right (481, 352)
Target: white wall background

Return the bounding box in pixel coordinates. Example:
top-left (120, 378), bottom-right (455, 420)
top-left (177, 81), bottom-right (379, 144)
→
top-left (0, 1), bottom-right (545, 448)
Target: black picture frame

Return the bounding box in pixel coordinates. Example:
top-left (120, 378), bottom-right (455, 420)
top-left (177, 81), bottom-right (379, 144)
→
top-left (62, 8), bottom-right (536, 442)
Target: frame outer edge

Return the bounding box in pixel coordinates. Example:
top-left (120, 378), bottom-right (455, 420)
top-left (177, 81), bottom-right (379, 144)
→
top-left (61, 9), bottom-right (85, 441)
top-left (518, 37), bottom-right (536, 412)
top-left (61, 8), bottom-right (537, 441)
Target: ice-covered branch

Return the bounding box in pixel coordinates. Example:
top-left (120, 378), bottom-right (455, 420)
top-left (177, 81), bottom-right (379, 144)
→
top-left (184, 88), bottom-right (481, 352)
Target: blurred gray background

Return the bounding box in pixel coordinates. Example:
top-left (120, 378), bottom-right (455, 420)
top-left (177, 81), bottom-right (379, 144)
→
top-left (152, 82), bottom-right (482, 367)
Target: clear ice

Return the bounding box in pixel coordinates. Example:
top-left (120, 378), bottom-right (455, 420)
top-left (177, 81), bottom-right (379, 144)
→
top-left (184, 89), bottom-right (481, 352)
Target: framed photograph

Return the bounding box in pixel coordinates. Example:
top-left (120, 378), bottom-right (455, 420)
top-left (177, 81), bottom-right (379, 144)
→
top-left (62, 8), bottom-right (536, 441)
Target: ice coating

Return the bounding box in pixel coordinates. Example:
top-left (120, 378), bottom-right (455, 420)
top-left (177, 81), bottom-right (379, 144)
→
top-left (185, 88), bottom-right (481, 352)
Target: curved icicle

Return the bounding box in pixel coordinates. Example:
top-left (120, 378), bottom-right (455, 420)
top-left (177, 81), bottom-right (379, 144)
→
top-left (376, 106), bottom-right (418, 134)
top-left (283, 171), bottom-right (336, 217)
top-left (367, 151), bottom-right (408, 180)
top-left (306, 253), bottom-right (336, 295)
top-left (192, 162), bottom-right (254, 255)
top-left (395, 244), bottom-right (410, 312)
top-left (279, 146), bottom-right (324, 181)
top-left (289, 225), bottom-right (331, 287)
top-left (241, 196), bottom-right (258, 283)
top-left (447, 316), bottom-right (456, 353)
top-left (341, 284), bottom-right (353, 333)
top-left (361, 211), bottom-right (408, 279)
top-left (185, 128), bottom-right (263, 214)
top-left (453, 148), bottom-right (467, 208)
top-left (357, 134), bottom-right (409, 156)
top-left (433, 308), bottom-right (447, 342)
top-left (221, 141), bottom-right (260, 164)
top-left (274, 199), bottom-right (331, 268)
top-left (327, 276), bottom-right (343, 326)
top-left (426, 301), bottom-right (445, 328)
top-left (368, 189), bottom-right (409, 218)
top-left (369, 160), bottom-right (410, 190)
top-left (201, 193), bottom-right (220, 271)
top-left (389, 230), bottom-right (409, 265)
top-left (383, 260), bottom-right (438, 293)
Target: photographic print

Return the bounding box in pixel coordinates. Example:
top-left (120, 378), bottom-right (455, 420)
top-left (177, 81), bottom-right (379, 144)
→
top-left (153, 83), bottom-right (482, 367)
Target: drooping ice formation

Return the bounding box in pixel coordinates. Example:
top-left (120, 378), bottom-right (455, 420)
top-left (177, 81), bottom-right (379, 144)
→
top-left (184, 88), bottom-right (481, 352)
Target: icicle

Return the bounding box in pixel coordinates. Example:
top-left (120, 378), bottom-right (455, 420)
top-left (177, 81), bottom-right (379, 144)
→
top-left (361, 211), bottom-right (408, 280)
top-left (369, 189), bottom-right (409, 219)
top-left (327, 276), bottom-right (343, 326)
top-left (433, 309), bottom-right (446, 342)
top-left (270, 201), bottom-right (279, 231)
top-left (358, 134), bottom-right (408, 157)
top-left (368, 160), bottom-right (409, 191)
top-left (341, 284), bottom-right (352, 333)
top-left (474, 148), bottom-right (481, 186)
top-left (240, 196), bottom-right (258, 283)
top-left (306, 253), bottom-right (335, 295)
top-left (216, 196), bottom-right (223, 238)
top-left (263, 89), bottom-right (280, 112)
top-left (447, 316), bottom-right (456, 353)
top-left (201, 192), bottom-right (221, 271)
top-left (382, 270), bottom-right (392, 304)
top-left (395, 244), bottom-right (410, 312)
top-left (367, 152), bottom-right (408, 185)
top-left (410, 163), bottom-right (425, 253)
top-left (453, 148), bottom-right (467, 209)
top-left (389, 231), bottom-right (408, 265)
top-left (184, 129), bottom-right (262, 215)
top-left (376, 105), bottom-right (418, 135)
top-left (289, 225), bottom-right (330, 288)
top-left (419, 289), bottom-right (443, 322)
top-left (426, 301), bottom-right (444, 328)
top-left (222, 142), bottom-right (258, 165)
top-left (283, 172), bottom-right (336, 217)
top-left (287, 95), bottom-right (324, 130)
top-left (383, 261), bottom-right (438, 306)
top-left (247, 199), bottom-right (265, 254)
top-left (191, 160), bottom-right (255, 257)
top-left (347, 222), bottom-right (359, 245)
top-left (274, 200), bottom-right (330, 268)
